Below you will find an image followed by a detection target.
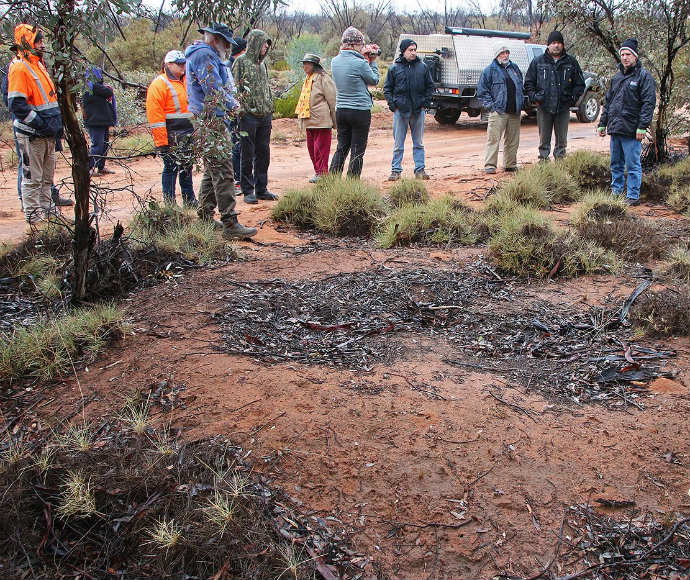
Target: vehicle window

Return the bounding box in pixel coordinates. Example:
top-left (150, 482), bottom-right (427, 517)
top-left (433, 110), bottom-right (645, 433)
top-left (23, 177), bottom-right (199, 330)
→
top-left (531, 46), bottom-right (545, 60)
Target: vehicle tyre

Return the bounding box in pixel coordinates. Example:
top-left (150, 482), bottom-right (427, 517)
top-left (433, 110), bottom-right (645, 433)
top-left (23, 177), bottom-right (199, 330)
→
top-left (467, 107), bottom-right (481, 118)
top-left (434, 108), bottom-right (461, 125)
top-left (577, 92), bottom-right (600, 123)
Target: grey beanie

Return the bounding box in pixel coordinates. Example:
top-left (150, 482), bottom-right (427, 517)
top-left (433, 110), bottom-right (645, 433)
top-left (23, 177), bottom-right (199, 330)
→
top-left (493, 44), bottom-right (510, 60)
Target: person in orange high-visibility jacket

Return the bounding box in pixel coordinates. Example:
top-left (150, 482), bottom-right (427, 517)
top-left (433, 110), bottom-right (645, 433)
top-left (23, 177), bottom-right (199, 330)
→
top-left (8, 24), bottom-right (64, 224)
top-left (146, 50), bottom-right (197, 206)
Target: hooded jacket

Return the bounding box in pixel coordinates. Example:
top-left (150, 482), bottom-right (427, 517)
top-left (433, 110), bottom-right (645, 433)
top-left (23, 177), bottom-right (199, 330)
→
top-left (524, 49), bottom-right (585, 114)
top-left (8, 24), bottom-right (62, 138)
top-left (598, 61), bottom-right (656, 138)
top-left (184, 40), bottom-right (238, 118)
top-left (82, 66), bottom-right (116, 127)
top-left (146, 68), bottom-right (194, 148)
top-left (477, 59), bottom-right (524, 114)
top-left (232, 30), bottom-right (274, 117)
top-left (383, 54), bottom-right (434, 114)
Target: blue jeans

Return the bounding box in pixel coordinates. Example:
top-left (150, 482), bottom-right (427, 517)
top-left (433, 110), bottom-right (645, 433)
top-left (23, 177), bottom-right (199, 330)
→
top-left (161, 152), bottom-right (195, 204)
top-left (391, 110), bottom-right (425, 173)
top-left (87, 126), bottom-right (110, 171)
top-left (610, 134), bottom-right (642, 200)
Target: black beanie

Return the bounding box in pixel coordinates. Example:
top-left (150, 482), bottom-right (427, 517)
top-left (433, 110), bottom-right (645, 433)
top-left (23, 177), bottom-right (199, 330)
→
top-left (547, 30), bottom-right (564, 45)
top-left (399, 38), bottom-right (417, 54)
top-left (231, 38), bottom-right (247, 56)
top-left (619, 38), bottom-right (638, 57)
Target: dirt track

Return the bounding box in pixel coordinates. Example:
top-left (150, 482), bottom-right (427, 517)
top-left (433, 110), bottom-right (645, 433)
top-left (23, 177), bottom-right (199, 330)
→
top-left (0, 110), bottom-right (608, 244)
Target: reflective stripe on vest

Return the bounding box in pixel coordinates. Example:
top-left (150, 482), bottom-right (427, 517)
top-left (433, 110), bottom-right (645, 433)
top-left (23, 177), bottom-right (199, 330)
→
top-left (161, 75), bottom-right (182, 113)
top-left (20, 60), bottom-right (52, 104)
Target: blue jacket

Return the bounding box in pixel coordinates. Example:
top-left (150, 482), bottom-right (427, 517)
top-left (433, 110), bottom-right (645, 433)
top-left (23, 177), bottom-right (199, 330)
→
top-left (184, 41), bottom-right (238, 118)
top-left (383, 56), bottom-right (434, 114)
top-left (330, 50), bottom-right (379, 111)
top-left (477, 59), bottom-right (524, 114)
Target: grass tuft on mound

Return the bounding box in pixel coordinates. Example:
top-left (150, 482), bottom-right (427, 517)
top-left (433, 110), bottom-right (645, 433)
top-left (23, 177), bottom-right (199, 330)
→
top-left (388, 178), bottom-right (430, 207)
top-left (667, 184), bottom-right (689, 215)
top-left (490, 162), bottom-right (580, 210)
top-left (0, 304), bottom-right (124, 384)
top-left (571, 191), bottom-right (628, 225)
top-left (559, 151), bottom-right (610, 190)
top-left (272, 176), bottom-right (386, 237)
top-left (488, 206), bottom-right (618, 278)
top-left (665, 245), bottom-right (690, 281)
top-left (629, 287), bottom-right (689, 337)
top-left (377, 197), bottom-right (481, 248)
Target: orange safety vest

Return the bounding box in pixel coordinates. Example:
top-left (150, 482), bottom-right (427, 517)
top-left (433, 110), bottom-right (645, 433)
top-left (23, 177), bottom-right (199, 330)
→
top-left (8, 24), bottom-right (61, 137)
top-left (146, 72), bottom-right (193, 147)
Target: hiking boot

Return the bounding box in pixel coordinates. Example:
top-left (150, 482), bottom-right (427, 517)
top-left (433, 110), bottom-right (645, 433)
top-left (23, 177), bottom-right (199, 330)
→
top-left (624, 197), bottom-right (640, 206)
top-left (387, 172), bottom-right (401, 181)
top-left (222, 220), bottom-right (257, 240)
top-left (485, 167), bottom-right (497, 174)
top-left (255, 190), bottom-right (278, 201)
top-left (244, 193), bottom-right (258, 204)
top-left (414, 170), bottom-right (430, 180)
top-left (504, 166), bottom-right (519, 172)
top-left (98, 167), bottom-right (115, 175)
top-left (51, 186), bottom-right (74, 206)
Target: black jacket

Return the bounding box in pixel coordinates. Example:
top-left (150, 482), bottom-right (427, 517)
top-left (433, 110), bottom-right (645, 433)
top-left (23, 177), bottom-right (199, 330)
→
top-left (524, 50), bottom-right (585, 114)
top-left (383, 56), bottom-right (434, 114)
top-left (82, 83), bottom-right (116, 127)
top-left (598, 62), bottom-right (656, 138)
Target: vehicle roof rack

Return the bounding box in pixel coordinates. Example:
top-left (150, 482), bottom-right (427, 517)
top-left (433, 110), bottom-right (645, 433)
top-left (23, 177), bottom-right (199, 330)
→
top-left (444, 27), bottom-right (531, 40)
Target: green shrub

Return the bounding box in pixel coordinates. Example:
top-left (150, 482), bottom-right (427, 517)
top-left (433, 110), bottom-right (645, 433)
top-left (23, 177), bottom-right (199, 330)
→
top-left (667, 184), bottom-right (690, 215)
top-left (272, 176), bottom-right (386, 237)
top-left (377, 197), bottom-right (479, 248)
top-left (0, 304), bottom-right (124, 383)
top-left (110, 132), bottom-right (155, 156)
top-left (559, 151), bottom-right (610, 190)
top-left (488, 206), bottom-right (617, 278)
top-left (571, 190), bottom-right (628, 225)
top-left (271, 59), bottom-right (290, 71)
top-left (491, 162), bottom-right (580, 209)
top-left (285, 33), bottom-right (327, 81)
top-left (273, 84), bottom-right (301, 119)
top-left (388, 178), bottom-right (430, 207)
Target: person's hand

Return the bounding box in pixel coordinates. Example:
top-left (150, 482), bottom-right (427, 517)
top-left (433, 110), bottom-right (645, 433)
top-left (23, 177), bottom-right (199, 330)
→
top-left (636, 129), bottom-right (646, 141)
top-left (597, 126), bottom-right (606, 137)
top-left (362, 44), bottom-right (380, 62)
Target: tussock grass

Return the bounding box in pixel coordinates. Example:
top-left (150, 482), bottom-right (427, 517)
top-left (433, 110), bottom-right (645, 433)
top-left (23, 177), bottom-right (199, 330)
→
top-left (377, 197), bottom-right (481, 248)
top-left (388, 178), bottom-right (430, 207)
top-left (202, 492), bottom-right (236, 536)
top-left (58, 424), bottom-right (95, 453)
top-left (13, 255), bottom-right (62, 298)
top-left (665, 245), bottom-right (690, 281)
top-left (56, 471), bottom-right (99, 520)
top-left (120, 402), bottom-right (151, 436)
top-left (571, 191), bottom-right (628, 225)
top-left (559, 151), bottom-right (610, 190)
top-left (657, 156), bottom-right (690, 186)
top-left (488, 206), bottom-right (618, 278)
top-left (576, 217), bottom-right (668, 262)
top-left (147, 517), bottom-right (182, 550)
top-left (667, 184), bottom-right (689, 215)
top-left (629, 287), bottom-right (689, 337)
top-left (0, 304), bottom-right (124, 384)
top-left (272, 176), bottom-right (386, 237)
top-left (490, 162), bottom-right (580, 210)
top-left (642, 156), bottom-right (690, 201)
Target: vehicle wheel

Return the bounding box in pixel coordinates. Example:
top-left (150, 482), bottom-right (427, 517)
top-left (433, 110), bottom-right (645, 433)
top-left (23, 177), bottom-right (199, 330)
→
top-left (467, 107), bottom-right (481, 118)
top-left (434, 108), bottom-right (461, 125)
top-left (577, 92), bottom-right (600, 123)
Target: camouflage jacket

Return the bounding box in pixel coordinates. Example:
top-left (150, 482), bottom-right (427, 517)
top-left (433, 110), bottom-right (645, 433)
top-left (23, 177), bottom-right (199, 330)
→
top-left (232, 29), bottom-right (274, 117)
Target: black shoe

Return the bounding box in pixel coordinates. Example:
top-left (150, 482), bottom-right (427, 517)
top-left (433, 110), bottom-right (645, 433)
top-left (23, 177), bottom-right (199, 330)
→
top-left (244, 193), bottom-right (258, 204)
top-left (624, 197), bottom-right (640, 206)
top-left (255, 190), bottom-right (278, 201)
top-left (504, 166), bottom-right (519, 172)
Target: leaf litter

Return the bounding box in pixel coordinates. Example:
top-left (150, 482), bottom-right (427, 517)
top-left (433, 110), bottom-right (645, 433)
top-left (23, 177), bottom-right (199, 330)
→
top-left (216, 263), bottom-right (678, 408)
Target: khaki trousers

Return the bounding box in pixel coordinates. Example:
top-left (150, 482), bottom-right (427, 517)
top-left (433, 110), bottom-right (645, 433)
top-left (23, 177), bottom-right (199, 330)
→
top-left (16, 134), bottom-right (55, 222)
top-left (484, 112), bottom-right (521, 170)
top-left (197, 135), bottom-right (237, 225)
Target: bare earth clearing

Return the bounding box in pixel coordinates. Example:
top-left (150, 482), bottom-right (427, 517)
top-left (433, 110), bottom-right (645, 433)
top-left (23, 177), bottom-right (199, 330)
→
top-left (1, 112), bottom-right (688, 578)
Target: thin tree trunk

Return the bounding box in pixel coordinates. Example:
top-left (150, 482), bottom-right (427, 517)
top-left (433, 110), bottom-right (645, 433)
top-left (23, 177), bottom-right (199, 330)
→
top-left (56, 0), bottom-right (93, 302)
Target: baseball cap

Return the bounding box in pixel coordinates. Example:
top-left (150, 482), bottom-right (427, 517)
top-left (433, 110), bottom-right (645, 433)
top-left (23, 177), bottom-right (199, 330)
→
top-left (164, 50), bottom-right (186, 64)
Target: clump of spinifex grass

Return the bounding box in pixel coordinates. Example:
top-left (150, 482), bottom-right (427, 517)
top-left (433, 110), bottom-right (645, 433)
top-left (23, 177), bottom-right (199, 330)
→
top-left (488, 206), bottom-right (618, 278)
top-left (13, 255), bottom-right (62, 298)
top-left (0, 304), bottom-right (124, 384)
top-left (629, 286), bottom-right (690, 337)
top-left (388, 178), bottom-right (430, 207)
top-left (667, 184), bottom-right (689, 215)
top-left (571, 191), bottom-right (628, 225)
top-left (488, 162), bottom-right (580, 210)
top-left (377, 197), bottom-right (483, 248)
top-left (272, 175), bottom-right (386, 237)
top-left (642, 156), bottom-right (690, 202)
top-left (559, 150), bottom-right (611, 190)
top-left (664, 245), bottom-right (690, 281)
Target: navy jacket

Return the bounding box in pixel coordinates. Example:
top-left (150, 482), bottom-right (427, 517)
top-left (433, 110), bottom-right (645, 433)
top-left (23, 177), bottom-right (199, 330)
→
top-left (82, 83), bottom-right (116, 127)
top-left (383, 56), bottom-right (434, 114)
top-left (524, 50), bottom-right (585, 114)
top-left (599, 62), bottom-right (656, 138)
top-left (477, 59), bottom-right (524, 114)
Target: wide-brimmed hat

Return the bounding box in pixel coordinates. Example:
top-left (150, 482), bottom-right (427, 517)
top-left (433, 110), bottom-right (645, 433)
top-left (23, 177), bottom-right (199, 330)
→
top-left (198, 23), bottom-right (238, 47)
top-left (301, 53), bottom-right (321, 65)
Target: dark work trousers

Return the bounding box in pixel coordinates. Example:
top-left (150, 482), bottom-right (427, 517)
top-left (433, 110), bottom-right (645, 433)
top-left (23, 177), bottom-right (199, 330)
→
top-left (329, 108), bottom-right (371, 177)
top-left (87, 126), bottom-right (110, 171)
top-left (239, 113), bottom-right (272, 195)
top-left (230, 121), bottom-right (241, 184)
top-left (161, 152), bottom-right (195, 205)
top-left (536, 108), bottom-right (570, 160)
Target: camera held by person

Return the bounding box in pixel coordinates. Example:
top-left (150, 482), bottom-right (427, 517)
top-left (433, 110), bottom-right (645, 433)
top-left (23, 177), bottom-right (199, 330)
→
top-left (362, 43), bottom-right (381, 62)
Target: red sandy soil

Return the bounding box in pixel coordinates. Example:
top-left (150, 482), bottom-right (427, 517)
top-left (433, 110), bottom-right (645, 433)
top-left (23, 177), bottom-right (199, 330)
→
top-left (4, 111), bottom-right (689, 578)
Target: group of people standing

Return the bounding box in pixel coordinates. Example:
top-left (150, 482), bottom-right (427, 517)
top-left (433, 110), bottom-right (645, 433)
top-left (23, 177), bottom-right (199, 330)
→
top-left (5, 21), bottom-right (658, 231)
top-left (478, 30), bottom-right (656, 204)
